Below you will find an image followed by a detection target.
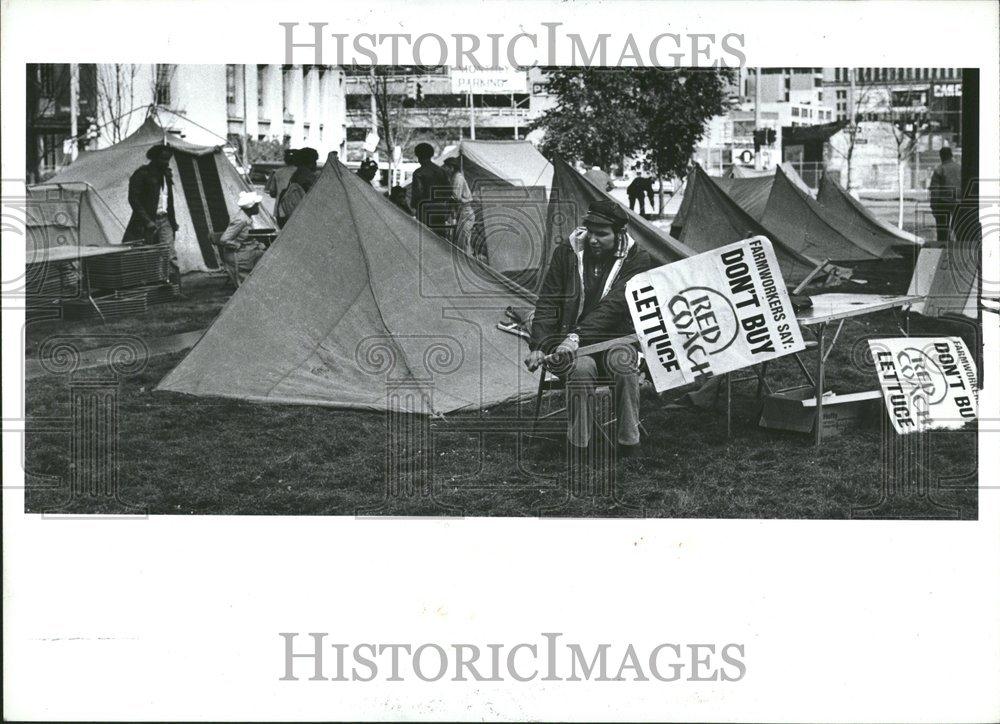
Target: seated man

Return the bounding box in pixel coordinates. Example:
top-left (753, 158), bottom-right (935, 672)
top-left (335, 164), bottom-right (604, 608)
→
top-left (524, 200), bottom-right (654, 458)
top-left (218, 191), bottom-right (267, 286)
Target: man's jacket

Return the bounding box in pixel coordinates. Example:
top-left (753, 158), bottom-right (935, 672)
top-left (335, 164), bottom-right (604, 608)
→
top-left (529, 232), bottom-right (655, 354)
top-left (123, 164), bottom-right (177, 242)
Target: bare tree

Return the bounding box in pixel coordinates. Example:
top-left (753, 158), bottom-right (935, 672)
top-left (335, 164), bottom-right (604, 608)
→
top-left (827, 68), bottom-right (879, 192)
top-left (879, 87), bottom-right (933, 227)
top-left (96, 63), bottom-right (141, 144)
top-left (361, 67), bottom-right (467, 176)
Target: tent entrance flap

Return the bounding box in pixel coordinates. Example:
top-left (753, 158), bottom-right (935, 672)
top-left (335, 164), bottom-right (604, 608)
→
top-left (174, 152), bottom-right (223, 269)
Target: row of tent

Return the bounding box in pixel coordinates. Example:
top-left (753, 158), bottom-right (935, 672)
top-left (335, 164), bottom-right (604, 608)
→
top-left (157, 144), bottom-right (699, 413)
top-left (27, 123), bottom-right (980, 414)
top-left (671, 163), bottom-right (923, 290)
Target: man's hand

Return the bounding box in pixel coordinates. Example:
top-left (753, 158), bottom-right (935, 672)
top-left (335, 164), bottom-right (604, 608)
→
top-left (524, 350), bottom-right (545, 372)
top-left (555, 334), bottom-right (579, 357)
top-left (145, 221), bottom-right (157, 231)
top-left (569, 226), bottom-right (589, 247)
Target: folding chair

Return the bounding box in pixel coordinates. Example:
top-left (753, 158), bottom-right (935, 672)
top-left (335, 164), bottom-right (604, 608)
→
top-left (530, 336), bottom-right (648, 446)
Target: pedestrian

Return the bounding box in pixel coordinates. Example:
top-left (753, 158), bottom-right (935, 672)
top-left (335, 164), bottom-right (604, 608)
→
top-left (388, 185), bottom-right (413, 215)
top-left (276, 147), bottom-right (319, 228)
top-left (123, 143), bottom-right (180, 277)
top-left (357, 157), bottom-right (379, 185)
top-left (928, 146), bottom-right (960, 243)
top-left (265, 148), bottom-right (298, 202)
top-left (443, 157), bottom-right (475, 253)
top-left (408, 142), bottom-right (451, 239)
top-left (627, 173), bottom-right (652, 216)
top-left (523, 200), bottom-right (655, 461)
top-left (218, 191), bottom-right (267, 286)
top-left (583, 164), bottom-right (613, 192)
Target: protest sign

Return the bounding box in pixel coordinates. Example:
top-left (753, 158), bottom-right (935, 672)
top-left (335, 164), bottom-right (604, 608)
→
top-left (867, 337), bottom-right (978, 434)
top-left (625, 236), bottom-right (805, 392)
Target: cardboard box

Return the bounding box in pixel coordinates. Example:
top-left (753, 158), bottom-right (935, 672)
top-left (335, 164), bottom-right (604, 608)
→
top-left (758, 385), bottom-right (882, 437)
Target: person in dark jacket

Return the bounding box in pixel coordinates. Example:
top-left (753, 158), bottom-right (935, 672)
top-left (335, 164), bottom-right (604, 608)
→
top-left (525, 200), bottom-right (655, 457)
top-left (123, 144), bottom-right (178, 248)
top-left (928, 146), bottom-right (960, 243)
top-left (276, 147), bottom-right (319, 228)
top-left (627, 175), bottom-right (655, 216)
top-left (408, 142), bottom-right (451, 238)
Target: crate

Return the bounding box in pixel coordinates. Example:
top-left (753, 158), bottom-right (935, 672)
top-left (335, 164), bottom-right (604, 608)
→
top-left (85, 243), bottom-right (172, 289)
top-left (758, 385), bottom-right (882, 438)
top-left (62, 291), bottom-right (148, 321)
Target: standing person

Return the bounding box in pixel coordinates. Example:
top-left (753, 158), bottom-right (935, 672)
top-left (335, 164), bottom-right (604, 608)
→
top-left (218, 191), bottom-right (267, 286)
top-left (443, 157), bottom-right (475, 253)
top-left (642, 176), bottom-right (656, 214)
top-left (627, 173), bottom-right (648, 216)
top-left (123, 143), bottom-right (180, 280)
top-left (276, 147), bottom-right (319, 228)
top-left (265, 148), bottom-right (298, 203)
top-left (583, 164), bottom-right (613, 192)
top-left (409, 142), bottom-right (451, 239)
top-left (928, 146), bottom-right (961, 243)
top-left (123, 144), bottom-right (178, 249)
top-left (524, 200), bottom-right (654, 459)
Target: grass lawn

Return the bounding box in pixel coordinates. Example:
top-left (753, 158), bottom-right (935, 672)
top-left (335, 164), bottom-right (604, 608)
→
top-left (24, 272), bottom-right (979, 519)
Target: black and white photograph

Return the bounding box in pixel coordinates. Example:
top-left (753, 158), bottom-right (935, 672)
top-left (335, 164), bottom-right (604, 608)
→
top-left (3, 0), bottom-right (999, 721)
top-left (19, 60), bottom-right (984, 518)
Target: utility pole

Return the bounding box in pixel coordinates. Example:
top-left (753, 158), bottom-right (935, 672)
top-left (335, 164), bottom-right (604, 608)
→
top-left (468, 91), bottom-right (476, 140)
top-left (847, 67), bottom-right (857, 191)
top-left (241, 66), bottom-right (249, 172)
top-left (512, 93), bottom-right (518, 140)
top-left (753, 67), bottom-right (763, 171)
top-left (69, 63), bottom-right (80, 161)
top-left (369, 65), bottom-right (378, 140)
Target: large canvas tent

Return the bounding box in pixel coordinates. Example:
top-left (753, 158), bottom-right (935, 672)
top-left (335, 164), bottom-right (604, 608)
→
top-left (672, 165), bottom-right (816, 282)
top-left (679, 164), bottom-right (812, 235)
top-left (45, 116), bottom-right (273, 273)
top-left (451, 140), bottom-right (554, 191)
top-left (760, 166), bottom-right (895, 263)
top-left (441, 140), bottom-right (555, 283)
top-left (546, 156), bottom-right (695, 271)
top-left (158, 155), bottom-right (540, 414)
top-left (816, 172), bottom-right (923, 249)
top-left (25, 182), bottom-right (125, 262)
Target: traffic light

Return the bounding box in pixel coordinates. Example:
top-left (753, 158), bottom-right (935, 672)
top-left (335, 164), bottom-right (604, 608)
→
top-left (415, 82), bottom-right (423, 104)
top-left (765, 128), bottom-right (776, 146)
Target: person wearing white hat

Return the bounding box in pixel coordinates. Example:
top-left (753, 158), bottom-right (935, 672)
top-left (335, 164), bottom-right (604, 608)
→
top-left (218, 191), bottom-right (266, 286)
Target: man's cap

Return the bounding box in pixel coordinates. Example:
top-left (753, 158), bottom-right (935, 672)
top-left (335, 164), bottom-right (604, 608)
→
top-left (583, 200), bottom-right (628, 230)
top-left (146, 144), bottom-right (173, 160)
top-left (237, 191), bottom-right (263, 209)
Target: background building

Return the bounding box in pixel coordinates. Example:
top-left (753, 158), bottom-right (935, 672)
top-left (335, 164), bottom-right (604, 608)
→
top-left (823, 67), bottom-right (962, 191)
top-left (342, 66), bottom-right (552, 163)
top-left (26, 63), bottom-right (347, 182)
